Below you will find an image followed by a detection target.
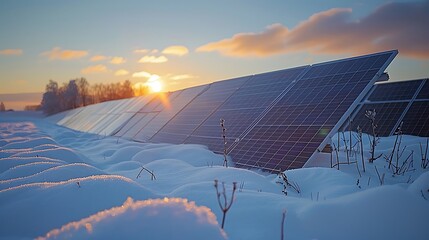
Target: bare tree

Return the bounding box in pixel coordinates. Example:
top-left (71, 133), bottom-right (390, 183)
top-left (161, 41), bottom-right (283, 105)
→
top-left (0, 102), bottom-right (5, 112)
top-left (77, 77), bottom-right (90, 106)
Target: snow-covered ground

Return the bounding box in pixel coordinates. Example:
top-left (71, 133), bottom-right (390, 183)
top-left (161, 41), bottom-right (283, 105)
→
top-left (1, 112), bottom-right (428, 240)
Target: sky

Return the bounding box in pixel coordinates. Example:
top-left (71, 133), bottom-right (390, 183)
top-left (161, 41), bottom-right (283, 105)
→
top-left (0, 0), bottom-right (428, 108)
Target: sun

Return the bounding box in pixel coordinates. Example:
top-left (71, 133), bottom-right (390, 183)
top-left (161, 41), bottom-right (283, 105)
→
top-left (147, 75), bottom-right (163, 93)
top-left (133, 75), bottom-right (163, 95)
top-left (148, 79), bottom-right (162, 93)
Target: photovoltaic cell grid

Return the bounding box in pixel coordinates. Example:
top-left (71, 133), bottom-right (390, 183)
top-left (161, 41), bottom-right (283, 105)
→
top-left (133, 85), bottom-right (207, 142)
top-left (183, 67), bottom-right (309, 153)
top-left (401, 102), bottom-right (429, 136)
top-left (367, 80), bottom-right (422, 101)
top-left (347, 102), bottom-right (408, 136)
top-left (115, 92), bottom-right (180, 139)
top-left (345, 78), bottom-right (429, 137)
top-left (229, 51), bottom-right (397, 172)
top-left (150, 76), bottom-right (250, 144)
top-left (416, 80), bottom-right (429, 99)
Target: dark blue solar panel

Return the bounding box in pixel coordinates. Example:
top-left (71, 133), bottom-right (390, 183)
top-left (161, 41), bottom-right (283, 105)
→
top-left (416, 80), bottom-right (429, 99)
top-left (348, 102), bottom-right (408, 136)
top-left (343, 79), bottom-right (428, 137)
top-left (368, 80), bottom-right (423, 101)
top-left (401, 101), bottom-right (429, 136)
top-left (185, 66), bottom-right (309, 153)
top-left (150, 76), bottom-right (250, 144)
top-left (229, 50), bottom-right (397, 172)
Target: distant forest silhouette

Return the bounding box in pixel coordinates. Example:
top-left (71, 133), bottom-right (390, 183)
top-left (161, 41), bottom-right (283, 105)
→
top-left (41, 78), bottom-right (148, 115)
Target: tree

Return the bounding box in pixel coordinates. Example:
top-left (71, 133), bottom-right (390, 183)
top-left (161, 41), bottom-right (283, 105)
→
top-left (77, 77), bottom-right (90, 106)
top-left (63, 80), bottom-right (79, 109)
top-left (0, 102), bottom-right (5, 112)
top-left (41, 80), bottom-right (61, 115)
top-left (121, 80), bottom-right (135, 99)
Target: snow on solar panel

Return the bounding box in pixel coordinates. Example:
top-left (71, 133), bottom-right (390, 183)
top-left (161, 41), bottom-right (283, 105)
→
top-left (228, 50), bottom-right (397, 172)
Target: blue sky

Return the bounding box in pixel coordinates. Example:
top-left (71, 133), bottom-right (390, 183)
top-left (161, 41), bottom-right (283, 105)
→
top-left (0, 0), bottom-right (428, 97)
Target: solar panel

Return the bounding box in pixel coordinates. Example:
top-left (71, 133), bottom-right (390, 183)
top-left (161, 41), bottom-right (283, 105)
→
top-left (400, 101), bottom-right (429, 136)
top-left (229, 50), bottom-right (397, 172)
top-left (347, 102), bottom-right (408, 136)
top-left (184, 66), bottom-right (309, 153)
top-left (416, 80), bottom-right (429, 99)
top-left (367, 80), bottom-right (422, 101)
top-left (150, 76), bottom-right (250, 144)
top-left (133, 85), bottom-right (208, 142)
top-left (115, 92), bottom-right (178, 138)
top-left (343, 78), bottom-right (428, 137)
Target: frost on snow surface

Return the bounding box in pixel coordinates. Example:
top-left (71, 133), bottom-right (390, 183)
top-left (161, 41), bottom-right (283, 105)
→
top-left (0, 112), bottom-right (428, 240)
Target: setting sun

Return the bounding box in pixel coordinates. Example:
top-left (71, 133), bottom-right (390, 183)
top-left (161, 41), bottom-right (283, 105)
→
top-left (148, 80), bottom-right (162, 93)
top-left (133, 76), bottom-right (163, 96)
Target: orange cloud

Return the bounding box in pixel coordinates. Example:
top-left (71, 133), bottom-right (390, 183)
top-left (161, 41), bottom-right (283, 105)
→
top-left (162, 46), bottom-right (189, 56)
top-left (42, 47), bottom-right (88, 60)
top-left (90, 55), bottom-right (108, 62)
top-left (0, 49), bottom-right (23, 55)
top-left (115, 69), bottom-right (129, 76)
top-left (110, 57), bottom-right (126, 64)
top-left (197, 1), bottom-right (429, 59)
top-left (81, 64), bottom-right (108, 74)
top-left (138, 55), bottom-right (168, 63)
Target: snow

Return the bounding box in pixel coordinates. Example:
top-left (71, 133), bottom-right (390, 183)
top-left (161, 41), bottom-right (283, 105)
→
top-left (1, 112), bottom-right (428, 240)
top-left (38, 197), bottom-right (227, 240)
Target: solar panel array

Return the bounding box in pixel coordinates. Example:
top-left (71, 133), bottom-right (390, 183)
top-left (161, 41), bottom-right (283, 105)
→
top-left (228, 51), bottom-right (396, 171)
top-left (344, 78), bottom-right (429, 137)
top-left (58, 95), bottom-right (155, 135)
top-left (54, 50), bottom-right (399, 172)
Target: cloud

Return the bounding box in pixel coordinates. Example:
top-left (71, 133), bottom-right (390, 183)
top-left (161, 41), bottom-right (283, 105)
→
top-left (81, 64), bottom-right (108, 74)
top-left (0, 49), bottom-right (23, 55)
top-left (134, 49), bottom-right (159, 54)
top-left (115, 69), bottom-right (129, 76)
top-left (90, 55), bottom-right (108, 62)
top-left (42, 47), bottom-right (88, 60)
top-left (169, 74), bottom-right (197, 81)
top-left (197, 1), bottom-right (429, 59)
top-left (110, 57), bottom-right (126, 64)
top-left (138, 55), bottom-right (168, 63)
top-left (162, 46), bottom-right (189, 56)
top-left (132, 71), bottom-right (153, 78)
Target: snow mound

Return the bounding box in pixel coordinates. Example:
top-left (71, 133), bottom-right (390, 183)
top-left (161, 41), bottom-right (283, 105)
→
top-left (38, 197), bottom-right (227, 240)
top-left (132, 144), bottom-right (224, 167)
top-left (1, 137), bottom-right (57, 149)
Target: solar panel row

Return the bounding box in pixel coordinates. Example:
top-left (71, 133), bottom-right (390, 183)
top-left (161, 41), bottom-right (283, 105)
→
top-left (345, 78), bottom-right (429, 137)
top-left (54, 50), bottom-right (399, 172)
top-left (230, 51), bottom-right (396, 171)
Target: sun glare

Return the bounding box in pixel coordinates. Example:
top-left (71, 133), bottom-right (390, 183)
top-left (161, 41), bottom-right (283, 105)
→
top-left (133, 76), bottom-right (163, 95)
top-left (148, 80), bottom-right (162, 93)
top-left (147, 75), bottom-right (163, 93)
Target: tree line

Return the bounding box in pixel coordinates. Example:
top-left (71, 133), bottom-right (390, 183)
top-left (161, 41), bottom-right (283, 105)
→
top-left (41, 78), bottom-right (147, 115)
